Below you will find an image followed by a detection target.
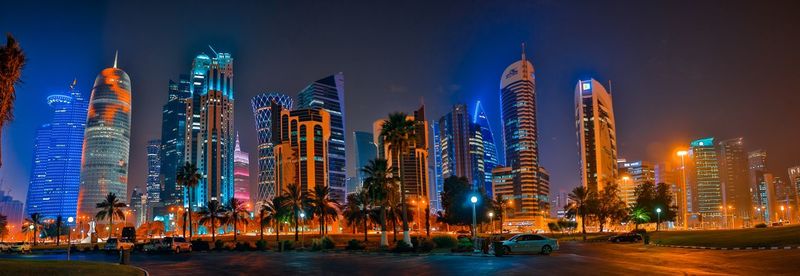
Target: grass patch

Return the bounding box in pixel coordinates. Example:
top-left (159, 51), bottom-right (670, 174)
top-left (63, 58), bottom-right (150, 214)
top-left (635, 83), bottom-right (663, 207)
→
top-left (650, 224), bottom-right (800, 248)
top-left (0, 259), bottom-right (144, 276)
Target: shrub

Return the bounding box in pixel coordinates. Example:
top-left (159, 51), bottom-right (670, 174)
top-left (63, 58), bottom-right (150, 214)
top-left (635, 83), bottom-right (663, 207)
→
top-left (755, 223), bottom-right (768, 228)
top-left (417, 238), bottom-right (435, 253)
top-left (311, 239), bottom-right (323, 251)
top-left (255, 240), bottom-right (268, 250)
top-left (431, 235), bottom-right (458, 248)
top-left (214, 239), bottom-right (224, 251)
top-left (631, 229), bottom-right (648, 235)
top-left (235, 242), bottom-right (252, 251)
top-left (345, 239), bottom-right (365, 250)
top-left (451, 238), bottom-right (474, 252)
top-left (321, 236), bottom-right (336, 250)
top-left (279, 240), bottom-right (294, 251)
top-left (192, 239), bottom-right (210, 251)
top-left (392, 240), bottom-right (414, 253)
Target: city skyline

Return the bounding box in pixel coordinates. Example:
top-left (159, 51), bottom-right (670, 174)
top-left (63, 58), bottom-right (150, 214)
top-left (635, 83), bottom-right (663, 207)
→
top-left (2, 1), bottom-right (800, 206)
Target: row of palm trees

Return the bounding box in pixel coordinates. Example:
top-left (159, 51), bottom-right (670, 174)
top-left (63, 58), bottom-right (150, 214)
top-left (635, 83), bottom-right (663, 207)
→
top-left (254, 184), bottom-right (341, 243)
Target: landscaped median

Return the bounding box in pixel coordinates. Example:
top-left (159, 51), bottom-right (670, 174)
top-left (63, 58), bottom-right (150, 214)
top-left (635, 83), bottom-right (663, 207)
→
top-left (649, 224), bottom-right (800, 249)
top-left (0, 259), bottom-right (146, 276)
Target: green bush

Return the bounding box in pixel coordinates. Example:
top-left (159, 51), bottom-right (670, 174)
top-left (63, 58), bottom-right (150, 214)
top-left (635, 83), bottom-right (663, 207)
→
top-left (279, 240), bottom-right (294, 251)
top-left (235, 242), bottom-right (251, 251)
top-left (431, 235), bottom-right (458, 248)
top-left (311, 239), bottom-right (323, 251)
top-left (755, 223), bottom-right (768, 228)
top-left (321, 236), bottom-right (336, 250)
top-left (345, 239), bottom-right (365, 250)
top-left (451, 238), bottom-right (474, 252)
top-left (255, 240), bottom-right (268, 250)
top-left (214, 239), bottom-right (224, 251)
top-left (392, 240), bottom-right (414, 253)
top-left (418, 238), bottom-right (435, 253)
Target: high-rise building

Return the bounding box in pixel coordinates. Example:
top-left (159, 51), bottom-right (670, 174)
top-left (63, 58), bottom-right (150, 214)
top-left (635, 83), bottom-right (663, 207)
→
top-left (24, 80), bottom-right (87, 222)
top-left (773, 176), bottom-right (795, 216)
top-left (748, 150), bottom-right (768, 215)
top-left (716, 138), bottom-right (751, 224)
top-left (474, 100), bottom-right (501, 196)
top-left (297, 73), bottom-right (347, 204)
top-left (430, 121), bottom-right (444, 212)
top-left (787, 166), bottom-right (800, 213)
top-left (159, 76), bottom-right (190, 207)
top-left (617, 160), bottom-right (656, 207)
top-left (185, 50), bottom-right (235, 207)
top-left (233, 133), bottom-right (251, 208)
top-left (498, 43), bottom-right (545, 226)
top-left (753, 171), bottom-right (776, 223)
top-left (146, 139), bottom-right (161, 206)
top-left (251, 92), bottom-right (293, 204)
top-left (353, 131), bottom-right (377, 191)
top-left (437, 104), bottom-right (484, 190)
top-left (575, 78), bottom-right (618, 193)
top-left (271, 103), bottom-right (331, 194)
top-left (129, 188), bottom-right (146, 228)
top-left (78, 55), bottom-right (132, 217)
top-left (0, 190), bottom-right (24, 227)
top-left (689, 137), bottom-right (722, 224)
top-left (373, 105), bottom-right (430, 200)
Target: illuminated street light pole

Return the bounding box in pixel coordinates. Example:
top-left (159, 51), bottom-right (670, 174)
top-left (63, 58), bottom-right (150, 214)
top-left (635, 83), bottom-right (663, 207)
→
top-left (677, 150), bottom-right (688, 229)
top-left (656, 208), bottom-right (662, 231)
top-left (470, 196), bottom-right (478, 240)
top-left (488, 212), bottom-right (495, 234)
top-left (67, 217), bottom-right (74, 261)
top-left (300, 212), bottom-right (306, 249)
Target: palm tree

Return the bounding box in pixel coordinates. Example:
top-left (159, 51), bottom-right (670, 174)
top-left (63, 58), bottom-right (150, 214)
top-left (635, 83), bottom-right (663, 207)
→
top-left (257, 200), bottom-right (274, 241)
top-left (24, 213), bottom-right (43, 245)
top-left (362, 158), bottom-right (397, 247)
top-left (55, 215), bottom-right (63, 246)
top-left (225, 198), bottom-right (250, 242)
top-left (280, 183), bottom-right (311, 242)
top-left (344, 191), bottom-right (373, 242)
top-left (177, 162), bottom-right (201, 239)
top-left (386, 187), bottom-right (401, 242)
top-left (566, 186), bottom-right (594, 241)
top-left (630, 207), bottom-right (651, 230)
top-left (0, 33), bottom-right (26, 168)
top-left (197, 200), bottom-right (225, 242)
top-left (380, 112), bottom-right (416, 245)
top-left (491, 194), bottom-right (509, 234)
top-left (95, 193), bottom-right (126, 240)
top-left (309, 186), bottom-right (340, 237)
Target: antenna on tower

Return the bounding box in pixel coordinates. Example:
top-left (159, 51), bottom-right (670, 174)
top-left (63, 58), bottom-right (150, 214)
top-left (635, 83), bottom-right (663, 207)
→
top-left (208, 45), bottom-right (219, 57)
top-left (608, 79), bottom-right (613, 94)
top-left (113, 50), bottom-right (118, 68)
top-left (70, 78), bottom-right (77, 90)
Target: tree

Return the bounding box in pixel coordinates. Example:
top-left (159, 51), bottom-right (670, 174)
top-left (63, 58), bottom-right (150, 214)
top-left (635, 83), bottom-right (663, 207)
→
top-left (547, 222), bottom-right (561, 235)
top-left (0, 213), bottom-right (7, 242)
top-left (629, 207), bottom-right (651, 230)
top-left (592, 184), bottom-right (629, 233)
top-left (280, 183), bottom-right (311, 242)
top-left (0, 33), bottom-right (26, 168)
top-left (257, 199), bottom-right (276, 241)
top-left (362, 158), bottom-right (396, 247)
top-left (380, 112), bottom-right (416, 245)
top-left (24, 213), bottom-right (44, 245)
top-left (632, 182), bottom-right (677, 224)
top-left (177, 162), bottom-right (202, 239)
top-left (309, 186), bottom-right (340, 237)
top-left (438, 176), bottom-right (492, 237)
top-left (95, 193), bottom-right (126, 240)
top-left (344, 191), bottom-right (373, 242)
top-left (557, 220), bottom-right (577, 234)
top-left (225, 198), bottom-right (250, 242)
top-left (197, 200), bottom-right (225, 242)
top-left (55, 215), bottom-right (63, 246)
top-left (566, 186), bottom-right (593, 241)
top-left (491, 194), bottom-right (511, 234)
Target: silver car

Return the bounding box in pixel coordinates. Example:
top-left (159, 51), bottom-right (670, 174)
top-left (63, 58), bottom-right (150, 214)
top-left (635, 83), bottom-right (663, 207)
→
top-left (501, 234), bottom-right (559, 255)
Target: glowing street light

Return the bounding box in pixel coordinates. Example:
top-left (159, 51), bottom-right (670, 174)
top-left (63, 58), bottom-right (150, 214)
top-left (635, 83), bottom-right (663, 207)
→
top-left (488, 212), bottom-right (495, 234)
top-left (656, 208), bottom-right (662, 231)
top-left (676, 150), bottom-right (688, 229)
top-left (67, 217), bottom-right (74, 261)
top-left (470, 195), bottom-right (478, 242)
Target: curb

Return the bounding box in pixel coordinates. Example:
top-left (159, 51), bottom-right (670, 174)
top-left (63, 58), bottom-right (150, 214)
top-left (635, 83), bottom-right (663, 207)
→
top-left (130, 264), bottom-right (150, 276)
top-left (653, 244), bottom-right (800, 250)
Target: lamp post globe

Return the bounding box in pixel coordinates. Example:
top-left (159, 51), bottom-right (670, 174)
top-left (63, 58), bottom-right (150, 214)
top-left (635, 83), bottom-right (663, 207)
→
top-left (656, 208), bottom-right (662, 231)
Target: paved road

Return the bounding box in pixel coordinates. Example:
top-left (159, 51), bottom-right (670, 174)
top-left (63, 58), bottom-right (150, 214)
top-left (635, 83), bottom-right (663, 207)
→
top-left (3, 242), bottom-right (800, 275)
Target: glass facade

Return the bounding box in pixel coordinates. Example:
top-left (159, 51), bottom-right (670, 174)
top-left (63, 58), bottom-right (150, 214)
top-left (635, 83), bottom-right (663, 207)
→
top-left (251, 92), bottom-right (293, 203)
top-left (159, 76), bottom-right (190, 207)
top-left (78, 66), bottom-right (132, 216)
top-left (353, 131), bottom-right (377, 191)
top-left (146, 139), bottom-right (161, 204)
top-left (690, 137), bottom-right (722, 221)
top-left (474, 101), bottom-right (500, 196)
top-left (233, 133), bottom-right (251, 207)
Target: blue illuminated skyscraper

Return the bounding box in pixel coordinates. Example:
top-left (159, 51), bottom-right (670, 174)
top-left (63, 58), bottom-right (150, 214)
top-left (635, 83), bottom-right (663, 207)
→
top-left (78, 55), bottom-right (133, 216)
top-left (146, 139), bottom-right (162, 205)
top-left (159, 76), bottom-right (190, 207)
top-left (251, 92), bottom-right (293, 203)
top-left (473, 101), bottom-right (500, 195)
top-left (297, 73), bottom-right (347, 204)
top-left (437, 104), bottom-right (484, 190)
top-left (25, 79), bottom-right (88, 222)
top-left (430, 121), bottom-right (444, 212)
top-left (353, 131), bottom-right (377, 190)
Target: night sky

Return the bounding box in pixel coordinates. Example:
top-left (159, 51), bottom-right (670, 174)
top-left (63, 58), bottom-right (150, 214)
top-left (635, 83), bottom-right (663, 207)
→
top-left (2, 1), bottom-right (799, 204)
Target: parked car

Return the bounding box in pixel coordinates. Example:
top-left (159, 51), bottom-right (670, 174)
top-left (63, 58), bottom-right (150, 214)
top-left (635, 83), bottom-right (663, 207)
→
top-left (609, 232), bottom-right (643, 243)
top-left (498, 234), bottom-right (559, 255)
top-left (104, 238), bottom-right (134, 251)
top-left (163, 237), bottom-right (192, 253)
top-left (455, 230), bottom-right (471, 239)
top-left (0, 242), bottom-right (10, 252)
top-left (142, 239), bottom-right (166, 253)
top-left (121, 226), bottom-right (136, 243)
top-left (9, 242), bottom-right (31, 254)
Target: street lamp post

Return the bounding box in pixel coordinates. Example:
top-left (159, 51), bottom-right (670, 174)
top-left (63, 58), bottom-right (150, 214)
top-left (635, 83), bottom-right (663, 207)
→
top-left (470, 196), bottom-right (478, 240)
top-left (656, 208), bottom-right (662, 231)
top-left (300, 212), bottom-right (306, 249)
top-left (676, 150), bottom-right (689, 229)
top-left (67, 217), bottom-right (74, 261)
top-left (488, 212), bottom-right (494, 234)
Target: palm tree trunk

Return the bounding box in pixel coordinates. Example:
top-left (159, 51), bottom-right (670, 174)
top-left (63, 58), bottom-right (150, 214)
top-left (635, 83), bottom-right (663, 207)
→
top-left (211, 217), bottom-right (216, 242)
top-left (182, 212), bottom-right (187, 238)
top-left (260, 214), bottom-right (265, 241)
top-left (363, 213), bottom-right (368, 242)
top-left (320, 216), bottom-right (324, 236)
top-left (188, 188), bottom-right (193, 239)
top-left (380, 206), bottom-right (388, 247)
top-left (392, 215), bottom-right (397, 242)
top-left (425, 206), bottom-right (430, 238)
top-left (398, 149), bottom-right (410, 245)
top-left (109, 215), bottom-right (113, 240)
top-left (33, 227), bottom-right (37, 246)
top-left (294, 214), bottom-right (299, 242)
top-left (581, 214), bottom-right (587, 241)
top-left (234, 219), bottom-right (238, 241)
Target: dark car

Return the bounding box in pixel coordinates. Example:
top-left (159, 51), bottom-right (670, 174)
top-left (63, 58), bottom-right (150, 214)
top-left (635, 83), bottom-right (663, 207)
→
top-left (609, 232), bottom-right (642, 243)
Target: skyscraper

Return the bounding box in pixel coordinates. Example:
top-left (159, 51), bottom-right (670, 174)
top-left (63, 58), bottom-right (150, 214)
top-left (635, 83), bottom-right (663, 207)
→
top-left (146, 139), bottom-right (162, 206)
top-left (437, 104), bottom-right (484, 190)
top-left (787, 166), bottom-right (800, 213)
top-left (233, 133), bottom-right (251, 208)
top-left (159, 76), bottom-right (190, 207)
top-left (251, 92), bottom-right (293, 204)
top-left (78, 55), bottom-right (132, 217)
top-left (497, 43), bottom-right (545, 226)
top-left (185, 50), bottom-right (235, 207)
top-left (271, 103), bottom-right (331, 194)
top-left (353, 131), bottom-right (377, 190)
top-left (430, 121), bottom-right (444, 212)
top-left (748, 150), bottom-right (768, 214)
top-left (717, 137), bottom-right (751, 224)
top-left (297, 73), bottom-right (347, 204)
top-left (689, 137), bottom-right (723, 224)
top-left (373, 105), bottom-right (430, 201)
top-left (25, 80), bottom-right (87, 222)
top-left (0, 189), bottom-right (24, 227)
top-left (474, 101), bottom-right (500, 196)
top-left (575, 78), bottom-right (618, 193)
top-left (617, 160), bottom-right (656, 207)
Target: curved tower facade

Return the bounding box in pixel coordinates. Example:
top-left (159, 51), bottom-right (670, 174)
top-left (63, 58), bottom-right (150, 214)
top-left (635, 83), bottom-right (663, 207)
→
top-left (251, 92), bottom-right (293, 204)
top-left (78, 59), bottom-right (132, 216)
top-left (497, 43), bottom-right (546, 225)
top-left (474, 100), bottom-right (500, 195)
top-left (575, 78), bottom-right (617, 193)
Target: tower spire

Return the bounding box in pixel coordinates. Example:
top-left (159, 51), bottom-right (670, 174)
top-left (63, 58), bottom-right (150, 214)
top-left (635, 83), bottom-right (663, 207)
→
top-left (521, 42), bottom-right (530, 79)
top-left (113, 50), bottom-right (118, 68)
top-left (235, 131), bottom-right (241, 152)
